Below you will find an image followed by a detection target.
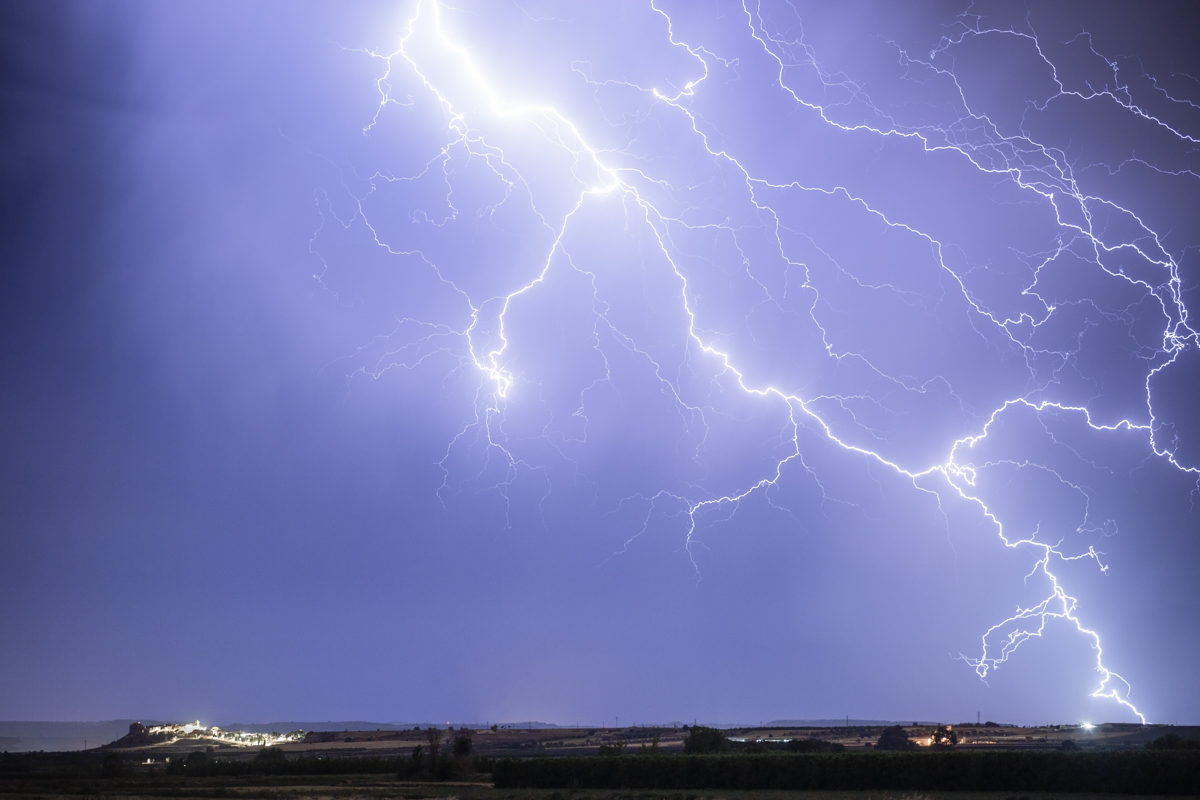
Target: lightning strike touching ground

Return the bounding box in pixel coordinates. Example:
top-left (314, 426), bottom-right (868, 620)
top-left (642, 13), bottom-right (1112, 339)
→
top-left (309, 1), bottom-right (1200, 723)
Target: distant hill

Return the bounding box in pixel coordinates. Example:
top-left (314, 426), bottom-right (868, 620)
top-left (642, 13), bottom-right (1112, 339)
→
top-left (3, 718), bottom-right (971, 752)
top-left (0, 721), bottom-right (168, 752)
top-left (216, 721), bottom-right (413, 734)
top-left (766, 720), bottom-right (934, 728)
top-left (216, 721), bottom-right (560, 732)
top-left (0, 719), bottom-right (568, 751)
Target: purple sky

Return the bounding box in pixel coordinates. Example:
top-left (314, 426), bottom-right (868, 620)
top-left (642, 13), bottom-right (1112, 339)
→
top-left (2, 0), bottom-right (1199, 728)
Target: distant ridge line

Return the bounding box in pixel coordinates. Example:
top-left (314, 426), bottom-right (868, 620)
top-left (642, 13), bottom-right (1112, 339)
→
top-left (766, 720), bottom-right (938, 728)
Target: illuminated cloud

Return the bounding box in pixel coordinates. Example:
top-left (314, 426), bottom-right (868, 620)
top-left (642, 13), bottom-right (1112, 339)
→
top-left (310, 1), bottom-right (1200, 722)
top-left (4, 0), bottom-right (1197, 727)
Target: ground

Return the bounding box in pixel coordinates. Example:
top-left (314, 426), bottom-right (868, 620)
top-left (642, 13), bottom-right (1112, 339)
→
top-left (1, 774), bottom-right (1198, 800)
top-left (96, 723), bottom-right (1192, 763)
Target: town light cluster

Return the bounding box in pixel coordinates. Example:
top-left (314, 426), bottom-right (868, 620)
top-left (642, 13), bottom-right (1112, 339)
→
top-left (146, 721), bottom-right (304, 747)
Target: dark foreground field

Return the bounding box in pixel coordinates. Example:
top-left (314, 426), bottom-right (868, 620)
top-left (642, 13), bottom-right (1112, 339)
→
top-left (494, 752), bottom-right (1200, 795)
top-left (4, 727), bottom-right (1198, 800)
top-left (1, 773), bottom-right (1199, 800)
top-left (2, 755), bottom-right (1198, 800)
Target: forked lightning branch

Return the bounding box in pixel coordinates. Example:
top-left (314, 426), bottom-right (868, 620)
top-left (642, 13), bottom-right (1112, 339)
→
top-left (316, 1), bottom-right (1199, 723)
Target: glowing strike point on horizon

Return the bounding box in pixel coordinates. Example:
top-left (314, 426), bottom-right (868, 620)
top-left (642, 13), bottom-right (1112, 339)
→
top-left (321, 0), bottom-right (1200, 724)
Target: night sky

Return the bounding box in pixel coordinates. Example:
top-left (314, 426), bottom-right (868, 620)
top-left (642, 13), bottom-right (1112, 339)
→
top-left (2, 1), bottom-right (1199, 728)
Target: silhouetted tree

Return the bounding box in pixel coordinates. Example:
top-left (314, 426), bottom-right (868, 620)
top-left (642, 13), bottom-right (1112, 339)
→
top-left (453, 732), bottom-right (472, 756)
top-left (1148, 734), bottom-right (1200, 751)
top-left (683, 726), bottom-right (730, 754)
top-left (253, 747), bottom-right (287, 764)
top-left (597, 741), bottom-right (627, 756)
top-left (425, 727), bottom-right (443, 760)
top-left (875, 726), bottom-right (920, 751)
top-left (930, 725), bottom-right (958, 748)
top-left (638, 734), bottom-right (662, 755)
top-left (400, 744), bottom-right (425, 778)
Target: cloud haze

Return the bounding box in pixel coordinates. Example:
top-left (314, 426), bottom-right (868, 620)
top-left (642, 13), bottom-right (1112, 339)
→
top-left (2, 0), bottom-right (1198, 727)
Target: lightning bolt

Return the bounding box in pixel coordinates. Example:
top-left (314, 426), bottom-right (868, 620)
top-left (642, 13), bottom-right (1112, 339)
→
top-left (315, 0), bottom-right (1200, 724)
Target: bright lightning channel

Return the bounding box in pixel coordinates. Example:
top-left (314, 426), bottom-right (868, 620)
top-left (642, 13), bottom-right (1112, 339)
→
top-left (335, 0), bottom-right (1200, 724)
